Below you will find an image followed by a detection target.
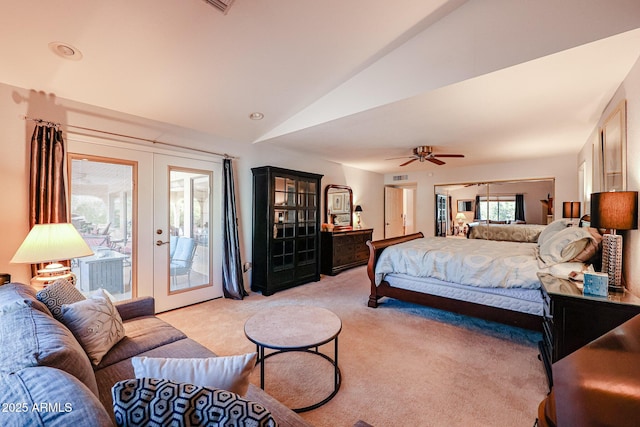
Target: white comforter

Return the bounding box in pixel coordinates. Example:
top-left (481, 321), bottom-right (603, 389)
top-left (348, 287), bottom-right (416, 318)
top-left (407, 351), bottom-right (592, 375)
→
top-left (374, 237), bottom-right (543, 289)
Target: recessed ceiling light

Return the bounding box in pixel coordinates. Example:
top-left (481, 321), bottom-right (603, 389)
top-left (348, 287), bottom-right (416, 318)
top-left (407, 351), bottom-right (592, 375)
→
top-left (249, 112), bottom-right (264, 120)
top-left (48, 42), bottom-right (83, 60)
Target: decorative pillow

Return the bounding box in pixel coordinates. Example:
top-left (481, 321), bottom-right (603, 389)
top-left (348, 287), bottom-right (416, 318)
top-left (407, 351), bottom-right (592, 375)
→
top-left (538, 227), bottom-right (595, 266)
top-left (537, 219), bottom-right (570, 247)
top-left (61, 289), bottom-right (125, 365)
top-left (131, 353), bottom-right (257, 396)
top-left (112, 378), bottom-right (277, 427)
top-left (570, 227), bottom-right (603, 263)
top-left (37, 277), bottom-right (86, 321)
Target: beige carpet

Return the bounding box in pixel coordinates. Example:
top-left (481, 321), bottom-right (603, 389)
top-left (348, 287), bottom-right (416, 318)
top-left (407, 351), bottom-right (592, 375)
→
top-left (158, 266), bottom-right (547, 427)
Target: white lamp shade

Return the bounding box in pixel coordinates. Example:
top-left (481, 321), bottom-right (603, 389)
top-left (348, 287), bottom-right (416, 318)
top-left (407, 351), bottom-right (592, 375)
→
top-left (11, 223), bottom-right (94, 264)
top-left (455, 213), bottom-right (466, 220)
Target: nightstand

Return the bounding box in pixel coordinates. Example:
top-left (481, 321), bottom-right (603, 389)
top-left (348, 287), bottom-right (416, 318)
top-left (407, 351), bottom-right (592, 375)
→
top-left (537, 272), bottom-right (640, 389)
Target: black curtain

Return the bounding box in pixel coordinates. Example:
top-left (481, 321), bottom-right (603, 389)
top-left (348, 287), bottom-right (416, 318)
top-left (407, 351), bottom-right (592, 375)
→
top-left (221, 159), bottom-right (247, 299)
top-left (474, 195), bottom-right (481, 220)
top-left (515, 193), bottom-right (525, 222)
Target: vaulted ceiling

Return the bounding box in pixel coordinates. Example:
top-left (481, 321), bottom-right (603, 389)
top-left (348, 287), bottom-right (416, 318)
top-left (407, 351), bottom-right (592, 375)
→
top-left (2, 0), bottom-right (640, 173)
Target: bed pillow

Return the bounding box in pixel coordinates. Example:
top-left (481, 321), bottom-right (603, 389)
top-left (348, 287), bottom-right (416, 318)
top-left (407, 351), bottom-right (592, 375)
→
top-left (538, 227), bottom-right (595, 266)
top-left (570, 227), bottom-right (602, 263)
top-left (537, 219), bottom-right (570, 247)
top-left (131, 353), bottom-right (257, 396)
top-left (37, 277), bottom-right (86, 321)
top-left (112, 378), bottom-right (276, 427)
top-left (61, 289), bottom-right (125, 365)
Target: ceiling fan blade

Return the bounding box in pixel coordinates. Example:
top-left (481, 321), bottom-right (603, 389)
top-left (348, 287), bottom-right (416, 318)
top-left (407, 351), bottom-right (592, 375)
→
top-left (386, 155), bottom-right (414, 161)
top-left (400, 158), bottom-right (418, 166)
top-left (427, 157), bottom-right (446, 165)
top-left (433, 154), bottom-right (465, 158)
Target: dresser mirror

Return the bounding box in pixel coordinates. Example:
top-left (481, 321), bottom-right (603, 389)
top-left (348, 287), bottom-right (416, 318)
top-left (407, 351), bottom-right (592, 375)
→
top-left (325, 185), bottom-right (353, 228)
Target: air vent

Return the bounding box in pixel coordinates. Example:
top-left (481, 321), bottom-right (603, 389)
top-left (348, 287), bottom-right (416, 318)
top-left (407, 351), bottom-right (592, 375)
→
top-left (393, 175), bottom-right (408, 181)
top-left (201, 0), bottom-right (235, 14)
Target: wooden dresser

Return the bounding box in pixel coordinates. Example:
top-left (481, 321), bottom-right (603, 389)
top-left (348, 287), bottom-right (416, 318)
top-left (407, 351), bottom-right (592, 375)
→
top-left (321, 228), bottom-right (373, 275)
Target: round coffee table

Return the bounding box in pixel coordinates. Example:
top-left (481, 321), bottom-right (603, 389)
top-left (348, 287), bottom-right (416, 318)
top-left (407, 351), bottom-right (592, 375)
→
top-left (244, 305), bottom-right (342, 412)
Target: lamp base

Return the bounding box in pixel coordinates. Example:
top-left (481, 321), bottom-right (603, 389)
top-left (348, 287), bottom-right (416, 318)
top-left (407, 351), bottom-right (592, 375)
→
top-left (602, 233), bottom-right (623, 292)
top-left (30, 263), bottom-right (76, 291)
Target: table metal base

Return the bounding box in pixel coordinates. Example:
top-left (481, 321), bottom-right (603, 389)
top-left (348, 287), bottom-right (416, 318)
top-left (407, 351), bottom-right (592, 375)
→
top-left (256, 338), bottom-right (341, 413)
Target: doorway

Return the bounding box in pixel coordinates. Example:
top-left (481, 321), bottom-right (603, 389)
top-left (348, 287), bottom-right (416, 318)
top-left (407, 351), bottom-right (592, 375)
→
top-left (67, 138), bottom-right (223, 312)
top-left (384, 185), bottom-right (416, 238)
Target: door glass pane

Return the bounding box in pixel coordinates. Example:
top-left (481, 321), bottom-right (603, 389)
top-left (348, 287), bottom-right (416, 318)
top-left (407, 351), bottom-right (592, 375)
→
top-left (70, 157), bottom-right (134, 301)
top-left (169, 169), bottom-right (211, 292)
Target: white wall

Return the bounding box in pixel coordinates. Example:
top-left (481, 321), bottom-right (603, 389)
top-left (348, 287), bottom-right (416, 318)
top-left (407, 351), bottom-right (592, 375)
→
top-left (385, 155), bottom-right (579, 237)
top-left (580, 54), bottom-right (640, 295)
top-left (0, 82), bottom-right (385, 287)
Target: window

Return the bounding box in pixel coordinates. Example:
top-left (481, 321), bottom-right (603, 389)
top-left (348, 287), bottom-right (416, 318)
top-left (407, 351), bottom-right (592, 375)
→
top-left (478, 195), bottom-right (516, 222)
top-left (69, 155), bottom-right (136, 301)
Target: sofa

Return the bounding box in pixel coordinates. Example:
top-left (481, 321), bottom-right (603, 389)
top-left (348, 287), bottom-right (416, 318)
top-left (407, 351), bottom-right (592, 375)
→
top-left (0, 282), bottom-right (311, 427)
top-left (537, 314), bottom-right (640, 427)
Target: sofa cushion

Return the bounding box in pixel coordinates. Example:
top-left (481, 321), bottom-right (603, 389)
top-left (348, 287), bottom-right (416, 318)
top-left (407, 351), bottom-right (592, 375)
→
top-left (131, 353), bottom-right (257, 396)
top-left (112, 378), bottom-right (277, 427)
top-left (61, 289), bottom-right (126, 366)
top-left (37, 277), bottom-right (86, 321)
top-left (0, 282), bottom-right (52, 316)
top-left (96, 316), bottom-right (187, 370)
top-left (0, 305), bottom-right (99, 396)
top-left (0, 366), bottom-right (112, 427)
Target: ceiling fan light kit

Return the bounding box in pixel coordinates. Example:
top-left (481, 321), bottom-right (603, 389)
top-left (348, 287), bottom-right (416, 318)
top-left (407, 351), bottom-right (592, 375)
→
top-left (397, 145), bottom-right (464, 167)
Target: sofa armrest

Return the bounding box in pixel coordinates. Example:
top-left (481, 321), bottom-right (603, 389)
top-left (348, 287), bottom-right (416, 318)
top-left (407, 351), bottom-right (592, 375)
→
top-left (115, 297), bottom-right (155, 320)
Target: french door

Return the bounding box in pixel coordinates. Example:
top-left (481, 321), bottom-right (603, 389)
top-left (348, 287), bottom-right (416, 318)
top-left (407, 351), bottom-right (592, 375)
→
top-left (68, 138), bottom-right (222, 312)
top-left (153, 154), bottom-right (222, 312)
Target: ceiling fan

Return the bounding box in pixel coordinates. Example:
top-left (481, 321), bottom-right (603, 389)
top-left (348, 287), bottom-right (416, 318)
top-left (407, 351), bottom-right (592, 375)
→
top-left (390, 146), bottom-right (465, 166)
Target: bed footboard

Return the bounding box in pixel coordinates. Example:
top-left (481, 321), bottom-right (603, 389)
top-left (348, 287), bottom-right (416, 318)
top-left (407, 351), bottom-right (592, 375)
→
top-left (366, 232), bottom-right (424, 308)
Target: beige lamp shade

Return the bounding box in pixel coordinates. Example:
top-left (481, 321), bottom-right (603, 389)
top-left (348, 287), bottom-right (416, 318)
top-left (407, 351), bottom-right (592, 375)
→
top-left (11, 223), bottom-right (94, 264)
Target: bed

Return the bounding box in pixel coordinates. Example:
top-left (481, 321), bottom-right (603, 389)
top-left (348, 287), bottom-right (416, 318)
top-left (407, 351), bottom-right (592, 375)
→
top-left (366, 221), bottom-right (601, 331)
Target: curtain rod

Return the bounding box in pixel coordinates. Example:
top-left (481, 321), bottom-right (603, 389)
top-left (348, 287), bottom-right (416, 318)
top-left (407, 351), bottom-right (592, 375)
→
top-left (22, 115), bottom-right (236, 159)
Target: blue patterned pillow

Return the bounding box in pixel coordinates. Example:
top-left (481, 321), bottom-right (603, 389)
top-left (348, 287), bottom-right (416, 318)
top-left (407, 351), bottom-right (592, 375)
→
top-left (36, 278), bottom-right (85, 321)
top-left (112, 378), bottom-right (278, 427)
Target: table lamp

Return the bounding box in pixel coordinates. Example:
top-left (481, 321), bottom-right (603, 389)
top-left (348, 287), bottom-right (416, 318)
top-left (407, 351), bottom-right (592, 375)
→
top-left (354, 205), bottom-right (363, 229)
top-left (562, 201), bottom-right (581, 225)
top-left (11, 223), bottom-right (94, 289)
top-left (455, 213), bottom-right (466, 235)
top-left (590, 191), bottom-right (638, 292)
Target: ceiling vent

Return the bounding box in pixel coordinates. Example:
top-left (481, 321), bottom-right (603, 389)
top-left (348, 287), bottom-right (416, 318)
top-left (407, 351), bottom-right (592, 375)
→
top-left (201, 0), bottom-right (235, 14)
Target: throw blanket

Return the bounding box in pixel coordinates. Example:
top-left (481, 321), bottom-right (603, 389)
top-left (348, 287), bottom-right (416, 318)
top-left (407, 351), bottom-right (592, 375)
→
top-left (375, 237), bottom-right (542, 289)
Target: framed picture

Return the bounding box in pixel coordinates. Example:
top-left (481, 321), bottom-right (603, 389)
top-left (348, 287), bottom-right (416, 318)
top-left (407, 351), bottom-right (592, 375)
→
top-left (601, 100), bottom-right (626, 192)
top-left (332, 194), bottom-right (344, 213)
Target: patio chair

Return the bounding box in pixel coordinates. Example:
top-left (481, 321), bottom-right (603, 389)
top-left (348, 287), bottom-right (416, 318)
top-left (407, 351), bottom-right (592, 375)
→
top-left (170, 237), bottom-right (197, 288)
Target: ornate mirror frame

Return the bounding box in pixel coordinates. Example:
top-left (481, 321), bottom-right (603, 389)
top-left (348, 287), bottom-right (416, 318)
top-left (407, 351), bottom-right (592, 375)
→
top-left (325, 184), bottom-right (353, 229)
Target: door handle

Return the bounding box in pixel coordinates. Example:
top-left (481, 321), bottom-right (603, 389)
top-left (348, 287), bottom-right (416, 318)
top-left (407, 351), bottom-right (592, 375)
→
top-left (156, 240), bottom-right (170, 246)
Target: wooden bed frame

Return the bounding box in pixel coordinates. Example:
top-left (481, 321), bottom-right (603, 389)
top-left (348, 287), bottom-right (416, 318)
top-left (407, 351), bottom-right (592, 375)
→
top-left (366, 232), bottom-right (542, 331)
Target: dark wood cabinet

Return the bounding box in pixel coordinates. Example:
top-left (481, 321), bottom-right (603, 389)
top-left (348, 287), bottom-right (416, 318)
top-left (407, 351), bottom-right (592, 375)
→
top-left (251, 166), bottom-right (323, 295)
top-left (537, 272), bottom-right (640, 388)
top-left (321, 228), bottom-right (373, 275)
